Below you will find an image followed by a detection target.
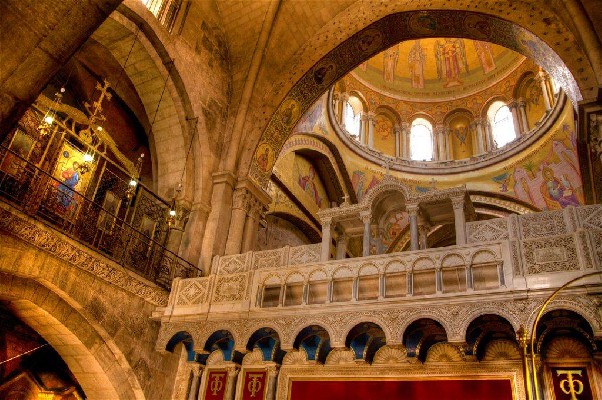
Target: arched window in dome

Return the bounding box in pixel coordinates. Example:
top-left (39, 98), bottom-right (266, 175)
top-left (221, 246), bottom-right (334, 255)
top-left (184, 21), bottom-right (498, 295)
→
top-left (487, 101), bottom-right (516, 148)
top-left (343, 99), bottom-right (362, 139)
top-left (410, 118), bottom-right (434, 161)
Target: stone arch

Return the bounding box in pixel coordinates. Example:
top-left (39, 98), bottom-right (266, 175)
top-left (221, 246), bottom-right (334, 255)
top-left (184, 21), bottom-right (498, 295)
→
top-left (246, 8), bottom-right (594, 189)
top-left (458, 309), bottom-right (521, 340)
top-left (278, 133), bottom-right (352, 204)
top-left (342, 318), bottom-right (392, 349)
top-left (289, 323), bottom-right (335, 353)
top-left (480, 95), bottom-right (511, 120)
top-left (245, 327), bottom-right (283, 363)
top-left (375, 105), bottom-right (401, 125)
top-left (166, 331), bottom-right (196, 361)
top-left (361, 176), bottom-right (412, 209)
top-left (399, 314), bottom-right (452, 344)
top-left (526, 299), bottom-right (602, 338)
top-left (0, 274), bottom-right (145, 399)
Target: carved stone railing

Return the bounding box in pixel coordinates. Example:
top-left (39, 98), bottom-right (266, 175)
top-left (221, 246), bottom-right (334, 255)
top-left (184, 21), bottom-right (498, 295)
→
top-left (0, 145), bottom-right (200, 289)
top-left (162, 205), bottom-right (600, 316)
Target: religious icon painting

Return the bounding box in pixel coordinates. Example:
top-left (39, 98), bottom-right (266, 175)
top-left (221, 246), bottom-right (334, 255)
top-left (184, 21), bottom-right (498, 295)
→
top-left (50, 142), bottom-right (95, 214)
top-left (0, 128), bottom-right (35, 179)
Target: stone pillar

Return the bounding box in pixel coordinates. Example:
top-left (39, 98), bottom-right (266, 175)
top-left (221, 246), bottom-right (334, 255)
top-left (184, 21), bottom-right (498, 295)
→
top-left (418, 224), bottom-right (429, 250)
top-left (320, 217), bottom-right (332, 261)
top-left (224, 188), bottom-right (249, 255)
top-left (340, 93), bottom-right (349, 128)
top-left (518, 98), bottom-right (530, 133)
top-left (335, 232), bottom-right (348, 260)
top-left (452, 196), bottom-right (467, 245)
top-left (538, 69), bottom-right (552, 110)
top-left (394, 125), bottom-right (401, 157)
top-left (402, 122), bottom-right (410, 158)
top-left (359, 113), bottom-right (366, 143)
top-left (360, 212), bottom-right (372, 257)
top-left (443, 127), bottom-right (454, 160)
top-left (474, 119), bottom-right (485, 154)
top-left (484, 121), bottom-right (495, 150)
top-left (201, 171), bottom-right (236, 270)
top-left (266, 365), bottom-right (279, 400)
top-left (224, 366), bottom-right (239, 400)
top-left (407, 204), bottom-right (420, 251)
top-left (508, 100), bottom-right (522, 137)
top-left (435, 124), bottom-right (445, 161)
top-left (182, 202), bottom-right (210, 269)
top-left (332, 92), bottom-right (341, 123)
top-left (367, 112), bottom-right (376, 149)
top-left (241, 199), bottom-right (262, 253)
top-left (188, 363), bottom-right (203, 400)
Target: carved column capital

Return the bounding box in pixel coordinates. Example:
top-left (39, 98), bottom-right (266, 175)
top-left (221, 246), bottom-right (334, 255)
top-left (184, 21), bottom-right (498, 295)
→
top-left (451, 196), bottom-right (465, 210)
top-left (359, 211), bottom-right (372, 225)
top-left (232, 188), bottom-right (249, 211)
top-left (406, 203), bottom-right (420, 216)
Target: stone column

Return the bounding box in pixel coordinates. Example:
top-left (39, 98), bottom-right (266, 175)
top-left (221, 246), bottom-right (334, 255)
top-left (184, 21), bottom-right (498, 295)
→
top-left (224, 366), bottom-right (239, 400)
top-left (402, 122), bottom-right (410, 158)
top-left (320, 217), bottom-right (332, 261)
top-left (407, 204), bottom-right (420, 251)
top-left (452, 196), bottom-right (467, 245)
top-left (394, 125), bottom-right (401, 157)
top-left (367, 112), bottom-right (376, 149)
top-left (474, 119), bottom-right (485, 154)
top-left (332, 92), bottom-right (341, 123)
top-left (508, 100), bottom-right (522, 137)
top-left (224, 188), bottom-right (249, 255)
top-left (443, 127), bottom-right (454, 160)
top-left (418, 224), bottom-right (429, 250)
top-left (266, 365), bottom-right (279, 400)
top-left (518, 98), bottom-right (530, 133)
top-left (360, 211), bottom-right (372, 257)
top-left (183, 202), bottom-right (210, 269)
top-left (340, 93), bottom-right (349, 128)
top-left (538, 69), bottom-right (552, 110)
top-left (484, 121), bottom-right (495, 150)
top-left (200, 171), bottom-right (236, 269)
top-left (335, 232), bottom-right (348, 260)
top-left (435, 124), bottom-right (445, 161)
top-left (359, 113), bottom-right (366, 143)
top-left (241, 199), bottom-right (262, 253)
top-left (188, 363), bottom-right (203, 400)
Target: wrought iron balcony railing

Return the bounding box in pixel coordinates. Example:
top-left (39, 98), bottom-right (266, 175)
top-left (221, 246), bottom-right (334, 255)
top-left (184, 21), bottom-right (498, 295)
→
top-left (0, 144), bottom-right (200, 289)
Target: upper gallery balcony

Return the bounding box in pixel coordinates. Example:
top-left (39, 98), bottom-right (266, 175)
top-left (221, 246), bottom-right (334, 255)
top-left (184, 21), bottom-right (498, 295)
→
top-left (0, 84), bottom-right (200, 289)
top-left (156, 180), bottom-right (601, 320)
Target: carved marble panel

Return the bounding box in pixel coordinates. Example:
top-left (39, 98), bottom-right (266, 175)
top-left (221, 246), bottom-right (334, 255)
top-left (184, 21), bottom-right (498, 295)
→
top-left (176, 277), bottom-right (211, 306)
top-left (252, 248), bottom-right (287, 270)
top-left (212, 273), bottom-right (249, 303)
top-left (217, 253), bottom-right (251, 275)
top-left (577, 204), bottom-right (602, 230)
top-left (522, 234), bottom-right (580, 274)
top-left (519, 210), bottom-right (566, 239)
top-left (288, 244), bottom-right (320, 265)
top-left (466, 218), bottom-right (509, 243)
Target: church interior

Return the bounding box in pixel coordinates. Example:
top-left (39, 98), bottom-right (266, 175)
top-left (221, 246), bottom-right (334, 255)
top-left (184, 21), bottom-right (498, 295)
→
top-left (0, 0), bottom-right (601, 399)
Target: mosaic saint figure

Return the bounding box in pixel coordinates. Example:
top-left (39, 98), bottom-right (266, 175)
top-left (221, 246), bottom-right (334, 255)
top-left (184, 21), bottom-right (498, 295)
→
top-left (473, 40), bottom-right (496, 73)
top-left (408, 40), bottom-right (426, 88)
top-left (435, 39), bottom-right (468, 88)
top-left (382, 45), bottom-right (399, 82)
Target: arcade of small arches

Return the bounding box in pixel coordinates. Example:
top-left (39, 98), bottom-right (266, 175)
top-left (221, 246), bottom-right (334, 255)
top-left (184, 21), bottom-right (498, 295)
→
top-left (163, 309), bottom-right (598, 366)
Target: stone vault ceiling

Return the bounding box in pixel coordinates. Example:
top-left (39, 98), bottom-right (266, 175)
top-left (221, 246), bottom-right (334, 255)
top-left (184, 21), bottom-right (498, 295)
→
top-left (351, 38), bottom-right (526, 102)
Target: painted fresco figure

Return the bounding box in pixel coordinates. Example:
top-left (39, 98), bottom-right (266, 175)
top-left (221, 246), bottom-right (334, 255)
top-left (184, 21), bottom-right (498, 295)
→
top-left (298, 166), bottom-right (322, 207)
top-left (541, 166), bottom-right (580, 209)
